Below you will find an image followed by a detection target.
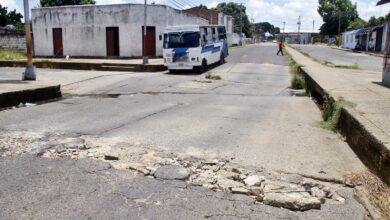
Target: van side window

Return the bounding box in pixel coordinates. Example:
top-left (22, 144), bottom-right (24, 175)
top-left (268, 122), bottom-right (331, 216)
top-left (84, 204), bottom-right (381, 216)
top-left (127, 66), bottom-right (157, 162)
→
top-left (218, 27), bottom-right (226, 40)
top-left (212, 28), bottom-right (218, 42)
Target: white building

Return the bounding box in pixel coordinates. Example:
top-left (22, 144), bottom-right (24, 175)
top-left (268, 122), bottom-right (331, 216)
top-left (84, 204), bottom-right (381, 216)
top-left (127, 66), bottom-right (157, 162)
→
top-left (342, 29), bottom-right (359, 49)
top-left (31, 4), bottom-right (208, 58)
top-left (342, 24), bottom-right (388, 52)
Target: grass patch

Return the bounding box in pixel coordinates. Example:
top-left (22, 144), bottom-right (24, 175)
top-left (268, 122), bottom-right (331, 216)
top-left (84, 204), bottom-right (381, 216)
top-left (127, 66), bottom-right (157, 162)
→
top-left (228, 45), bottom-right (244, 51)
top-left (285, 50), bottom-right (307, 91)
top-left (291, 74), bottom-right (306, 90)
top-left (291, 47), bottom-right (361, 70)
top-left (334, 63), bottom-right (360, 70)
top-left (321, 96), bottom-right (356, 132)
top-left (0, 49), bottom-right (26, 60)
top-left (344, 171), bottom-right (390, 219)
top-left (205, 74), bottom-right (222, 80)
top-left (322, 60), bottom-right (360, 70)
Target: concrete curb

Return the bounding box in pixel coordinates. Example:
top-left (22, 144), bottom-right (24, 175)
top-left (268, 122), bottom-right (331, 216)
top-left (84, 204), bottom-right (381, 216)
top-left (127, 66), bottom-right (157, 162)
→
top-left (0, 85), bottom-right (62, 109)
top-left (0, 60), bottom-right (167, 72)
top-left (288, 50), bottom-right (390, 185)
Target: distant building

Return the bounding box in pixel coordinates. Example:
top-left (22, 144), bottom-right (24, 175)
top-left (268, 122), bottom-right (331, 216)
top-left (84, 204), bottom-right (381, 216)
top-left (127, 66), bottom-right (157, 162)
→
top-left (278, 32), bottom-right (318, 44)
top-left (31, 4), bottom-right (208, 58)
top-left (0, 27), bottom-right (26, 51)
top-left (341, 24), bottom-right (388, 52)
top-left (184, 7), bottom-right (234, 34)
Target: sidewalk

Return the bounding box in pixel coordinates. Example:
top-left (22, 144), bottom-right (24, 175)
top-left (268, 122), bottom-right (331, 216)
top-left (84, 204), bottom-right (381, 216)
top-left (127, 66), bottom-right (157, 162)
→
top-left (286, 46), bottom-right (390, 184)
top-left (0, 58), bottom-right (166, 72)
top-left (0, 74), bottom-right (61, 109)
top-left (330, 46), bottom-right (385, 58)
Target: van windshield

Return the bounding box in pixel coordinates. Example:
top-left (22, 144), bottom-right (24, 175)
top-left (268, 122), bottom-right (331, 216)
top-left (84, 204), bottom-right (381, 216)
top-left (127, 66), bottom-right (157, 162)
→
top-left (163, 32), bottom-right (200, 49)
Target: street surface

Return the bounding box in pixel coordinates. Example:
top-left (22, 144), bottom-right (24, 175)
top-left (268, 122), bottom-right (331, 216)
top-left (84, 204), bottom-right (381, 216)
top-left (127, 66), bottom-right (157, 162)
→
top-left (291, 44), bottom-right (382, 72)
top-left (0, 43), bottom-right (367, 219)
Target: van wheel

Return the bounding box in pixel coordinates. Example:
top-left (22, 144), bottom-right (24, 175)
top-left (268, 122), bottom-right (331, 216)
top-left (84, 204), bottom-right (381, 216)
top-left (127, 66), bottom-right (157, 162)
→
top-left (219, 53), bottom-right (225, 64)
top-left (200, 59), bottom-right (207, 73)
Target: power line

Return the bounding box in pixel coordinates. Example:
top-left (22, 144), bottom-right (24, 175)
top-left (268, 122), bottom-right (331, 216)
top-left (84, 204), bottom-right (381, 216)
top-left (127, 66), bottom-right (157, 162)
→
top-left (167, 0), bottom-right (184, 9)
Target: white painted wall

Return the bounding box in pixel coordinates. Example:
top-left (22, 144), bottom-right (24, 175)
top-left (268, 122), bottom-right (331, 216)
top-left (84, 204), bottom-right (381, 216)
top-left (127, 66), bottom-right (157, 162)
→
top-left (32, 4), bottom-right (208, 57)
top-left (342, 30), bottom-right (358, 49)
top-left (382, 24), bottom-right (388, 51)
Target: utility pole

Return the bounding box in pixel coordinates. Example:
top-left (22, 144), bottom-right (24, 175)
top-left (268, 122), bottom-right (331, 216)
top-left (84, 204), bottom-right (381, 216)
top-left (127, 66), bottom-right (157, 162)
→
top-left (23, 0), bottom-right (36, 80)
top-left (282, 21), bottom-right (285, 41)
top-left (142, 0), bottom-right (148, 64)
top-left (338, 13), bottom-right (341, 46)
top-left (297, 16), bottom-right (301, 44)
top-left (312, 20), bottom-right (315, 33)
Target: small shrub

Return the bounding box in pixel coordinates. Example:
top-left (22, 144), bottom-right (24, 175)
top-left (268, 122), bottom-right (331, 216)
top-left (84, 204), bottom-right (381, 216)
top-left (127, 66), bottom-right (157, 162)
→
top-left (291, 74), bottom-right (306, 90)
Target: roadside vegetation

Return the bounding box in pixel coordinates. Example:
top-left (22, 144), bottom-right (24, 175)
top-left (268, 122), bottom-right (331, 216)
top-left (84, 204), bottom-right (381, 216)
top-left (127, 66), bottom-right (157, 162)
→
top-left (291, 46), bottom-right (361, 70)
top-left (344, 171), bottom-right (390, 220)
top-left (205, 74), bottom-right (222, 80)
top-left (321, 96), bottom-right (355, 132)
top-left (285, 50), bottom-right (307, 91)
top-left (0, 50), bottom-right (26, 60)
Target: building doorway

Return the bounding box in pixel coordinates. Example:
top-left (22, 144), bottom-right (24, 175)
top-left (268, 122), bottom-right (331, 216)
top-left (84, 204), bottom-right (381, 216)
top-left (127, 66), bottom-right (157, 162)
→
top-left (52, 28), bottom-right (63, 57)
top-left (106, 27), bottom-right (120, 56)
top-left (142, 26), bottom-right (156, 57)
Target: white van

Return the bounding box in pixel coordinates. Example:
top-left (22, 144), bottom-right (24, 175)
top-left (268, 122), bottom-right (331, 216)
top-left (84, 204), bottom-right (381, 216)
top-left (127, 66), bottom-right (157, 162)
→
top-left (163, 25), bottom-right (229, 73)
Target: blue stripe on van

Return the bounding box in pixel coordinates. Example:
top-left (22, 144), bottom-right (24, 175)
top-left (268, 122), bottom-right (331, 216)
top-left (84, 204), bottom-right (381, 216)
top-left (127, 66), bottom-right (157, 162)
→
top-left (201, 44), bottom-right (221, 54)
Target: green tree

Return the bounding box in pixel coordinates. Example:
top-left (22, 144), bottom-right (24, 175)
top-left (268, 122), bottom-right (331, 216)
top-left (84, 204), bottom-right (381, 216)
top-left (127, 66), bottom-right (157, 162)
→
top-left (318, 0), bottom-right (359, 35)
top-left (40, 0), bottom-right (96, 7)
top-left (212, 2), bottom-right (252, 37)
top-left (367, 15), bottom-right (388, 26)
top-left (348, 18), bottom-right (367, 29)
top-left (253, 22), bottom-right (280, 35)
top-left (0, 4), bottom-right (23, 27)
top-left (0, 4), bottom-right (8, 27)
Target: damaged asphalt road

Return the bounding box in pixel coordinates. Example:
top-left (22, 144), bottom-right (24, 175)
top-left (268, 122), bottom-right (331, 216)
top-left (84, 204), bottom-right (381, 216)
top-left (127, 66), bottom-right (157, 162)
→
top-left (0, 44), bottom-right (369, 219)
top-left (0, 157), bottom-right (365, 220)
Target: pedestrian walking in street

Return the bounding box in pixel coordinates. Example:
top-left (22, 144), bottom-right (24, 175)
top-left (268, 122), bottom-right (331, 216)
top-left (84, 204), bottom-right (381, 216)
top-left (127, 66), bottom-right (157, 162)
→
top-left (276, 40), bottom-right (284, 56)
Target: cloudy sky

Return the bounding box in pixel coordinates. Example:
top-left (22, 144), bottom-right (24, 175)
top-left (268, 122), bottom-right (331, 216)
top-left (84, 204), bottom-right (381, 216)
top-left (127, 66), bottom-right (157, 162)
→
top-left (2, 0), bottom-right (390, 32)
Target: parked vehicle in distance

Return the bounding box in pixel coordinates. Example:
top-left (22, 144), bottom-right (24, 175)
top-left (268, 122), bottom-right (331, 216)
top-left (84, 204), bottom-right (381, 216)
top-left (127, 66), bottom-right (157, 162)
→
top-left (163, 25), bottom-right (229, 73)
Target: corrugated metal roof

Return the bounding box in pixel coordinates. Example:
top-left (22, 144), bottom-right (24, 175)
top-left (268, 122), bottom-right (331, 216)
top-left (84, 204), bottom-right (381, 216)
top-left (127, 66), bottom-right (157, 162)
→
top-left (356, 27), bottom-right (374, 35)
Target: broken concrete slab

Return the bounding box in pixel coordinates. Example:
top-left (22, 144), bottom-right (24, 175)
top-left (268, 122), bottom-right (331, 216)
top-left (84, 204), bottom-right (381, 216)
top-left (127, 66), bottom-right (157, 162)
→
top-left (263, 192), bottom-right (321, 211)
top-left (154, 165), bottom-right (190, 180)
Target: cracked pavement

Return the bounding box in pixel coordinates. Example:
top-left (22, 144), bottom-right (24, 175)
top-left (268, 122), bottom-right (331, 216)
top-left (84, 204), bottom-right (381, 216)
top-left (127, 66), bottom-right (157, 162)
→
top-left (0, 157), bottom-right (365, 220)
top-left (0, 43), bottom-right (368, 219)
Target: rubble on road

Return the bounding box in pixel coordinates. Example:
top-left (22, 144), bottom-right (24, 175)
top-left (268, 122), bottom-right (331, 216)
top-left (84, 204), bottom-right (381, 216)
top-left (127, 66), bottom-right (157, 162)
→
top-left (154, 165), bottom-right (190, 180)
top-left (263, 192), bottom-right (321, 211)
top-left (0, 129), bottom-right (349, 211)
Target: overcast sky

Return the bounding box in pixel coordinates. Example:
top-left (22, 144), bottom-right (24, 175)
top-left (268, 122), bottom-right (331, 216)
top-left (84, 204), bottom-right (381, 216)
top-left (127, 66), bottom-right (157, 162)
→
top-left (2, 0), bottom-right (390, 32)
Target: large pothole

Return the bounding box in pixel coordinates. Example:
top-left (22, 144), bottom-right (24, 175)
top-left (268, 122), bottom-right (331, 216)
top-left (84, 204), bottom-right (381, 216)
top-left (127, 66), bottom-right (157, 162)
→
top-left (0, 129), bottom-right (354, 212)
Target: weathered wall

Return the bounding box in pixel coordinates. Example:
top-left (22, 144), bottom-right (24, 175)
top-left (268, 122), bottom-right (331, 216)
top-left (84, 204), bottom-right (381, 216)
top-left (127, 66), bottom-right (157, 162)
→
top-left (32, 4), bottom-right (208, 57)
top-left (0, 28), bottom-right (26, 51)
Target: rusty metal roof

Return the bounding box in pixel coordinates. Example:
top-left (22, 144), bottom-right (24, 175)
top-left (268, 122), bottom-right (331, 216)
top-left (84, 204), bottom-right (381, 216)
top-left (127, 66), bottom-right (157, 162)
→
top-left (377, 0), bottom-right (390, 6)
